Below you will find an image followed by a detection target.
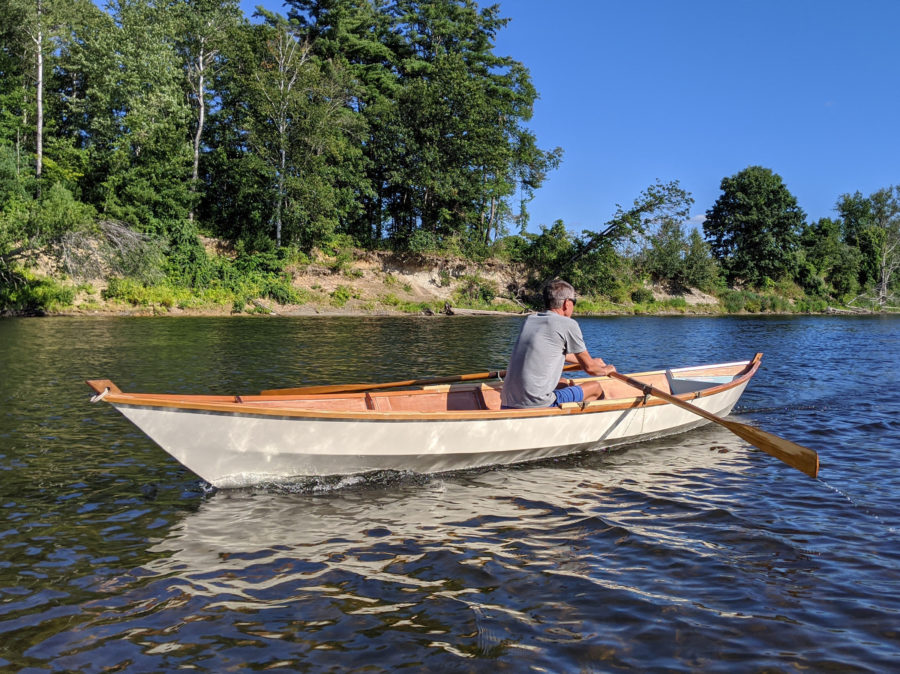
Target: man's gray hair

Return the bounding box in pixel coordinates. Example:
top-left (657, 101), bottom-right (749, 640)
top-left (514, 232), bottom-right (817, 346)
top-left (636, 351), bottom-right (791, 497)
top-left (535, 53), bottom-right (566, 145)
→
top-left (543, 279), bottom-right (575, 310)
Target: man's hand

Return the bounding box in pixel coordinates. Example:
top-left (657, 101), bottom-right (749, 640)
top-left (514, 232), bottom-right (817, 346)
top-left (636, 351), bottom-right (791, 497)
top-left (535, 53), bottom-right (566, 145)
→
top-left (594, 362), bottom-right (616, 376)
top-left (573, 350), bottom-right (615, 377)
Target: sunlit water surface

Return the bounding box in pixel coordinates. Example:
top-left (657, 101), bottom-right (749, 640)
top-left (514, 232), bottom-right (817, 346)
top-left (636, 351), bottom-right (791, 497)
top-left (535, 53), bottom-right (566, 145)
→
top-left (0, 315), bottom-right (897, 671)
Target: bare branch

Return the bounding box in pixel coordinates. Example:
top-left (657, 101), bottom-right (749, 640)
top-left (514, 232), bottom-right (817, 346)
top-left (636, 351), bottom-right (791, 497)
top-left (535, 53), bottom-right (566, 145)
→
top-left (49, 220), bottom-right (164, 281)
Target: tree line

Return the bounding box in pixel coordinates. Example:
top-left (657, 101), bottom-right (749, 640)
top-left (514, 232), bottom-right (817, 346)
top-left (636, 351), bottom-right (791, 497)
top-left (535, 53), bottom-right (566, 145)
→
top-left (1, 1), bottom-right (560, 276)
top-left (1, 0), bottom-right (897, 313)
top-left (701, 167), bottom-right (898, 308)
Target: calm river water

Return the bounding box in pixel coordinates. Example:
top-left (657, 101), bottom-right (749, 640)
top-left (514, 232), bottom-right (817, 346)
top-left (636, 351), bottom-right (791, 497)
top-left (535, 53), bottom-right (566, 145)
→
top-left (0, 314), bottom-right (898, 671)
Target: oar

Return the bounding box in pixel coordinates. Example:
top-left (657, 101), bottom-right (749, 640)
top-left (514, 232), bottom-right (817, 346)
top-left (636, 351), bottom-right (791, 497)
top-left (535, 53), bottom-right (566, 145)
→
top-left (261, 363), bottom-right (582, 396)
top-left (608, 371), bottom-right (820, 479)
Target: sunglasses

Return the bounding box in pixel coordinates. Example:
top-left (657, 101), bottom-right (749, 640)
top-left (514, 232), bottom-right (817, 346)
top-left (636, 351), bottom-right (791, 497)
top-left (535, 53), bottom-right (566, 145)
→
top-left (567, 297), bottom-right (577, 306)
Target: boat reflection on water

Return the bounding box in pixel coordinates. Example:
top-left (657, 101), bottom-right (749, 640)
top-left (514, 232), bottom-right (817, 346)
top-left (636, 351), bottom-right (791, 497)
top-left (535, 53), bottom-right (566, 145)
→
top-left (146, 425), bottom-right (753, 604)
top-left (127, 427), bottom-right (817, 670)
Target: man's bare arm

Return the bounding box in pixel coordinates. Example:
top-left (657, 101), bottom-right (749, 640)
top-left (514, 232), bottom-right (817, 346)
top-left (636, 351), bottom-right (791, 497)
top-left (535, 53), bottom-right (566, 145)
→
top-left (568, 350), bottom-right (616, 377)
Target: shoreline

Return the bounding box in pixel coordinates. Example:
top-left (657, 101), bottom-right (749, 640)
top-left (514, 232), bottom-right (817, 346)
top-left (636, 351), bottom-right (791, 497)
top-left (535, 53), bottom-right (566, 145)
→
top-left (3, 303), bottom-right (887, 319)
top-left (4, 249), bottom-right (891, 318)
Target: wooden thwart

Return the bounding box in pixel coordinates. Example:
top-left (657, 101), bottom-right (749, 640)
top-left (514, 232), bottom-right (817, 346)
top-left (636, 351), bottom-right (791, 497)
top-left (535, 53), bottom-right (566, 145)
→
top-left (609, 371), bottom-right (820, 478)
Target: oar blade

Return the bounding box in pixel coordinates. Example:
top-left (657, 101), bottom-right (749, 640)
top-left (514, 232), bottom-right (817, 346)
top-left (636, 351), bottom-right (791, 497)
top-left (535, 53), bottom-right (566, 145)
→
top-left (608, 370), bottom-right (819, 478)
top-left (723, 419), bottom-right (820, 479)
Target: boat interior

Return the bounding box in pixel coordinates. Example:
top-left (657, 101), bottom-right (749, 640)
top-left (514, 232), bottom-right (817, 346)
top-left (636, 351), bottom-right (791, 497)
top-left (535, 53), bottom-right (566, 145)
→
top-left (87, 361), bottom-right (751, 415)
top-left (232, 363), bottom-right (747, 414)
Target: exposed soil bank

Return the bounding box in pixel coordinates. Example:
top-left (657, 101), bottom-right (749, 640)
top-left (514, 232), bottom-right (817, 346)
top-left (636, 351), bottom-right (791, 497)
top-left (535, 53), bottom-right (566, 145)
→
top-left (5, 249), bottom-right (883, 318)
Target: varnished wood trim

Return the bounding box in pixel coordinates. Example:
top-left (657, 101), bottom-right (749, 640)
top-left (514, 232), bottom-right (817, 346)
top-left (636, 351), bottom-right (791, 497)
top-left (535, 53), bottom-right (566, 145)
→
top-left (86, 379), bottom-right (122, 395)
top-left (89, 357), bottom-right (760, 422)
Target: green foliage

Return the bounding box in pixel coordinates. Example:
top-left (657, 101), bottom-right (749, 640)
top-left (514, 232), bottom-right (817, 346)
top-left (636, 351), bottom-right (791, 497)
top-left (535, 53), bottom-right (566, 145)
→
top-left (379, 292), bottom-right (402, 306)
top-left (406, 229), bottom-right (441, 254)
top-left (235, 252), bottom-right (282, 277)
top-left (319, 233), bottom-right (356, 256)
top-left (330, 284), bottom-right (357, 306)
top-left (643, 217), bottom-right (684, 283)
top-left (794, 296), bottom-right (828, 313)
top-left (567, 296), bottom-right (618, 314)
top-left (102, 257), bottom-right (306, 311)
top-left (630, 287), bottom-right (655, 304)
top-left (218, 246), bottom-right (307, 306)
top-left (379, 292), bottom-right (441, 314)
top-left (720, 290), bottom-right (792, 314)
top-left (96, 228), bottom-right (310, 312)
top-left (836, 187), bottom-right (900, 306)
top-left (517, 220), bottom-right (574, 274)
top-left (721, 291), bottom-right (748, 313)
top-left (794, 256), bottom-right (827, 297)
top-left (73, 0), bottom-right (193, 231)
top-left (165, 221), bottom-right (215, 288)
top-left (511, 182), bottom-right (694, 298)
top-left (327, 249), bottom-right (353, 274)
top-left (662, 297), bottom-right (688, 311)
top-left (683, 230), bottom-right (720, 291)
top-left (640, 218), bottom-right (720, 292)
top-left (102, 277), bottom-right (173, 306)
top-left (797, 217), bottom-right (861, 300)
top-left (513, 219), bottom-right (619, 297)
top-left (0, 144), bottom-right (26, 204)
top-left (704, 166), bottom-right (805, 287)
top-left (836, 192), bottom-right (879, 287)
top-left (453, 275), bottom-right (497, 306)
top-left (0, 0), bottom-right (891, 316)
top-left (492, 234), bottom-right (530, 262)
top-left (263, 277), bottom-right (303, 305)
top-left (0, 269), bottom-right (75, 313)
top-left (32, 182), bottom-right (96, 238)
top-left (285, 0), bottom-right (560, 248)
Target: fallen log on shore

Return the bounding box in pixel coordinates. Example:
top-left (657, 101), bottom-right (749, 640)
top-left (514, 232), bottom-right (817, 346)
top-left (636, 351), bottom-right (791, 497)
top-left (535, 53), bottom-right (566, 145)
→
top-left (441, 302), bottom-right (529, 317)
top-left (825, 306), bottom-right (871, 315)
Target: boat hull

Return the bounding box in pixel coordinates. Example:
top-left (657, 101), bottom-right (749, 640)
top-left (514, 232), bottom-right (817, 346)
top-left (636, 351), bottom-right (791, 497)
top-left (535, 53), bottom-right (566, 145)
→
top-left (111, 381), bottom-right (749, 487)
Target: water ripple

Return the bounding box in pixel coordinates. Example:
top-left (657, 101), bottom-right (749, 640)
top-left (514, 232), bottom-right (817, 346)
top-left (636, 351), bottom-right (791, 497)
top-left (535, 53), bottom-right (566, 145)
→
top-left (1, 316), bottom-right (898, 671)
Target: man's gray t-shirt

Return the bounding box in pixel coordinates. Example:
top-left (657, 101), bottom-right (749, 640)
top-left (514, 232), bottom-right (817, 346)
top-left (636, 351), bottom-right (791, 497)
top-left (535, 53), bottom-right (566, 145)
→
top-left (500, 312), bottom-right (587, 408)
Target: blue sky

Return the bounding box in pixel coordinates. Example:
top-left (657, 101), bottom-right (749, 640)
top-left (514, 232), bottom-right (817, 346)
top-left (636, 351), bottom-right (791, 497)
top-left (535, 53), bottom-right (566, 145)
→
top-left (240, 0), bottom-right (900, 231)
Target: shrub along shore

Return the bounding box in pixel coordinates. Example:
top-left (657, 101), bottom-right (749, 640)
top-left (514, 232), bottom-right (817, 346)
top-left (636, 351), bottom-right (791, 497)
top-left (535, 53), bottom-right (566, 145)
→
top-left (3, 246), bottom-right (889, 319)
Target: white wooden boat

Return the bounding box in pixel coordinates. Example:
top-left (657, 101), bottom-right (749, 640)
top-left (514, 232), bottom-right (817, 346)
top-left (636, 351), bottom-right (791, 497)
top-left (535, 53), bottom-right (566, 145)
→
top-left (86, 354), bottom-right (763, 488)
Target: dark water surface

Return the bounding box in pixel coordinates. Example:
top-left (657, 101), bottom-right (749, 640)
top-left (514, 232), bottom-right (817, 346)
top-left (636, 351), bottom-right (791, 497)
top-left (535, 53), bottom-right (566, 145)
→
top-left (1, 315), bottom-right (898, 672)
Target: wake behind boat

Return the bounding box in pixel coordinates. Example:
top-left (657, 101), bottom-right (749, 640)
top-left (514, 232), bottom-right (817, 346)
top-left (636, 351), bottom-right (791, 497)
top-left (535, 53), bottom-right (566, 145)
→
top-left (86, 355), bottom-right (789, 488)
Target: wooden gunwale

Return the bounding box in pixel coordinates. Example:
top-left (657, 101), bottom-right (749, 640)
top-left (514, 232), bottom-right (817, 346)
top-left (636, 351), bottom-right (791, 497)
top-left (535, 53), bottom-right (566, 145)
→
top-left (88, 353), bottom-right (762, 421)
top-left (86, 355), bottom-right (760, 422)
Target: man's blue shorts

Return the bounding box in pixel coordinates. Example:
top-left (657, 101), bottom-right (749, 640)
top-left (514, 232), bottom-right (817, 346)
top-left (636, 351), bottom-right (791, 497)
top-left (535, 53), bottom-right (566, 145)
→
top-left (551, 385), bottom-right (584, 406)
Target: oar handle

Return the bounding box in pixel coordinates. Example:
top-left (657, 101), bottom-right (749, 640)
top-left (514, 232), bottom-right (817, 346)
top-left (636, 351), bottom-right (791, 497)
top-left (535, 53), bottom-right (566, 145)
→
top-left (609, 371), bottom-right (722, 425)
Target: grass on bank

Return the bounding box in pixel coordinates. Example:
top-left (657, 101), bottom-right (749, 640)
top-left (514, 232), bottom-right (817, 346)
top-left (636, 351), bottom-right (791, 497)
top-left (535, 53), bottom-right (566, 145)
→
top-left (0, 245), bottom-right (890, 316)
top-left (100, 275), bottom-right (313, 314)
top-left (0, 272), bottom-right (882, 316)
top-left (0, 269), bottom-right (77, 313)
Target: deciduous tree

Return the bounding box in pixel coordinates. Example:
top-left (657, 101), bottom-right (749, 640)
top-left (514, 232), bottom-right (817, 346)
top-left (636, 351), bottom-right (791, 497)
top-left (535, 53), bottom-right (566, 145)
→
top-left (0, 0), bottom-right (86, 195)
top-left (838, 188), bottom-right (900, 307)
top-left (868, 187), bottom-right (900, 306)
top-left (704, 166), bottom-right (805, 287)
top-left (73, 0), bottom-right (193, 231)
top-left (836, 189), bottom-right (900, 305)
top-left (174, 0), bottom-right (243, 222)
top-left (797, 217), bottom-right (861, 300)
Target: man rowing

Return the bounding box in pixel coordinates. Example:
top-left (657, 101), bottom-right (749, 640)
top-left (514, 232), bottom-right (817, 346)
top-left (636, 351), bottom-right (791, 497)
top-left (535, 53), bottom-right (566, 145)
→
top-left (501, 279), bottom-right (616, 409)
